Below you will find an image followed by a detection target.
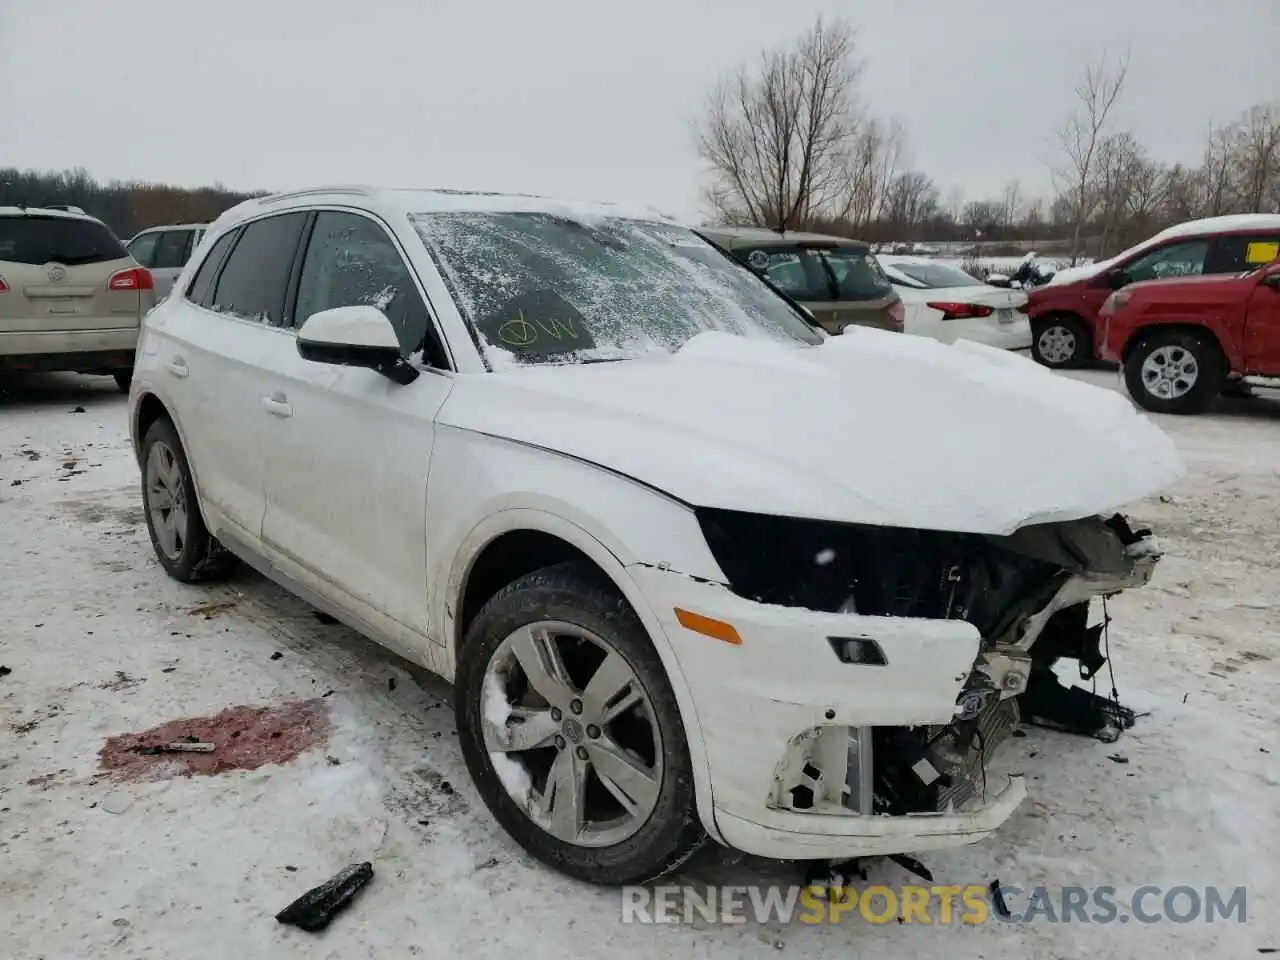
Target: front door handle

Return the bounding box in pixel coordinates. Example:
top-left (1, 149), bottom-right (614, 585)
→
top-left (261, 393), bottom-right (292, 418)
top-left (166, 358), bottom-right (189, 378)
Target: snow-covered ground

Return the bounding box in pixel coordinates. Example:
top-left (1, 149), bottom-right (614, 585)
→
top-left (2, 370), bottom-right (1277, 958)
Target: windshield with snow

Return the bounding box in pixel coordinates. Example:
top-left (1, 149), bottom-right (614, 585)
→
top-left (892, 261), bottom-right (981, 289)
top-left (411, 212), bottom-right (823, 366)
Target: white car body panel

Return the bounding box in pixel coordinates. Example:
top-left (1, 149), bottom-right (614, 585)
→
top-left (436, 328), bottom-right (1182, 537)
top-left (128, 185), bottom-right (1184, 864)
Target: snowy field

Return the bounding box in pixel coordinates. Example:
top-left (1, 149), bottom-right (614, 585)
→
top-left (2, 369), bottom-right (1278, 958)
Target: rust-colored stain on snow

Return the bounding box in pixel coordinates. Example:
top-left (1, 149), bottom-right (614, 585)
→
top-left (98, 699), bottom-right (331, 782)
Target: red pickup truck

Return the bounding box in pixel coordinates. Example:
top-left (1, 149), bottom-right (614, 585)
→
top-left (1023, 215), bottom-right (1280, 368)
top-left (1097, 257), bottom-right (1280, 414)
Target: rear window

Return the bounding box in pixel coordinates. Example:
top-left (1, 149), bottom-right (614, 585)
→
top-left (0, 215), bottom-right (127, 266)
top-left (889, 261), bottom-right (982, 288)
top-left (739, 245), bottom-right (892, 302)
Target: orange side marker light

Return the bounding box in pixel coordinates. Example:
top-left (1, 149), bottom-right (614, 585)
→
top-left (674, 608), bottom-right (742, 645)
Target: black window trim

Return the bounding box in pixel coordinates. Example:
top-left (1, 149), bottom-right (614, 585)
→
top-left (183, 225), bottom-right (242, 309)
top-left (285, 204), bottom-right (456, 372)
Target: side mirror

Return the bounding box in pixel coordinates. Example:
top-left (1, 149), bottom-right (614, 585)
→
top-left (296, 306), bottom-right (418, 385)
top-left (1104, 268), bottom-right (1128, 290)
top-left (1261, 272), bottom-right (1280, 289)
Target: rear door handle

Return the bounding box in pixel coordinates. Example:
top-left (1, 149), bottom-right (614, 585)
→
top-left (166, 358), bottom-right (189, 378)
top-left (261, 393), bottom-right (292, 418)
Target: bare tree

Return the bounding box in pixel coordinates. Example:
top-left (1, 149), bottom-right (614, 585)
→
top-left (1233, 103), bottom-right (1280, 213)
top-left (884, 170), bottom-right (939, 230)
top-left (1053, 48), bottom-right (1130, 263)
top-left (1201, 121), bottom-right (1236, 217)
top-left (838, 116), bottom-right (906, 228)
top-left (698, 19), bottom-right (862, 230)
top-left (999, 180), bottom-right (1023, 228)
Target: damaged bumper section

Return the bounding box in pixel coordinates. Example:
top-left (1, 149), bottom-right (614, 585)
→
top-left (631, 508), bottom-right (1160, 862)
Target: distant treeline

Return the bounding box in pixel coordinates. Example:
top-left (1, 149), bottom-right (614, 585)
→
top-left (0, 167), bottom-right (261, 240)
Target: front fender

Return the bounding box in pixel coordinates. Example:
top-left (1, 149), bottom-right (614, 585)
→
top-left (425, 426), bottom-right (726, 842)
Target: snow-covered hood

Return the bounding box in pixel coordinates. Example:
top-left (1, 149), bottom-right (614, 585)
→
top-left (439, 330), bottom-right (1184, 535)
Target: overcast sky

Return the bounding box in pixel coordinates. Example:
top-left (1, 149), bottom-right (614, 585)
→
top-left (1, 0), bottom-right (1276, 221)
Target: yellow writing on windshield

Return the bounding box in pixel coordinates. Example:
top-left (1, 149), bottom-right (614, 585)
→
top-left (497, 310), bottom-right (580, 347)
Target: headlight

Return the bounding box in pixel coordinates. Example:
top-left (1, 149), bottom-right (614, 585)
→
top-left (694, 508), bottom-right (1126, 636)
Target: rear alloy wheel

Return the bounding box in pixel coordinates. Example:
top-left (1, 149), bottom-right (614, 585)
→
top-left (1124, 329), bottom-right (1224, 415)
top-left (140, 418), bottom-right (239, 582)
top-left (1031, 315), bottom-right (1089, 368)
top-left (456, 562), bottom-right (705, 885)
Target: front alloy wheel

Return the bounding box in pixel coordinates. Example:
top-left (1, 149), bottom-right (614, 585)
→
top-left (456, 561), bottom-right (705, 885)
top-left (482, 621), bottom-right (663, 848)
top-left (1123, 329), bottom-right (1224, 414)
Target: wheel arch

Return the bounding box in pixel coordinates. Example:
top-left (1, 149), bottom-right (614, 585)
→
top-left (131, 391), bottom-right (212, 525)
top-left (1122, 322), bottom-right (1227, 370)
top-left (1034, 309), bottom-right (1090, 335)
top-left (445, 508), bottom-right (722, 844)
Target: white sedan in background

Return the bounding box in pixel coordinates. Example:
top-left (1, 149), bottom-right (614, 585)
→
top-left (878, 255), bottom-right (1031, 350)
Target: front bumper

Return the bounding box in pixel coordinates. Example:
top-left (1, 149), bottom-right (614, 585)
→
top-left (629, 564), bottom-right (1027, 861)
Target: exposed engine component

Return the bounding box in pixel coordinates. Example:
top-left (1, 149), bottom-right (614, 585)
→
top-left (712, 508), bottom-right (1160, 818)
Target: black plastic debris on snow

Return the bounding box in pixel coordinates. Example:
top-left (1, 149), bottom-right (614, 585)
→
top-left (989, 880), bottom-right (1012, 918)
top-left (0, 666), bottom-right (10, 679)
top-left (276, 862), bottom-right (374, 932)
top-left (270, 652), bottom-right (283, 661)
top-left (72, 406), bottom-right (85, 413)
top-left (888, 854), bottom-right (933, 883)
top-left (1107, 754), bottom-right (1130, 765)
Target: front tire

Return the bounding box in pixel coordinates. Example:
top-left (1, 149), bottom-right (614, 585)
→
top-left (140, 417), bottom-right (239, 582)
top-left (1123, 329), bottom-right (1225, 414)
top-left (1031, 315), bottom-right (1090, 368)
top-left (456, 561), bottom-right (705, 885)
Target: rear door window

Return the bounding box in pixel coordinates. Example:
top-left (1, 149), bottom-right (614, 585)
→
top-left (210, 213), bottom-right (308, 325)
top-left (0, 216), bottom-right (127, 266)
top-left (127, 232), bottom-right (159, 267)
top-left (739, 249), bottom-right (834, 302)
top-left (1205, 234), bottom-right (1280, 274)
top-left (186, 229), bottom-right (239, 307)
top-left (152, 230), bottom-right (194, 270)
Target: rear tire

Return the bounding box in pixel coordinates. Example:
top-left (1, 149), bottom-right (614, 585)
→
top-left (140, 417), bottom-right (239, 582)
top-left (456, 561), bottom-right (705, 885)
top-left (1031, 315), bottom-right (1090, 368)
top-left (1123, 329), bottom-right (1224, 415)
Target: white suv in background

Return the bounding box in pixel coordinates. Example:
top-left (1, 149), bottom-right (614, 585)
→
top-left (1, 206), bottom-right (153, 390)
top-left (128, 185), bottom-right (1179, 885)
top-left (125, 223), bottom-right (207, 299)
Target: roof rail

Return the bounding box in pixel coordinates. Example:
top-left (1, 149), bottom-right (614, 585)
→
top-left (256, 185), bottom-right (375, 206)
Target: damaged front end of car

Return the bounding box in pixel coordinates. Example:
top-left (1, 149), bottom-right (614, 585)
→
top-left (695, 507), bottom-right (1161, 820)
